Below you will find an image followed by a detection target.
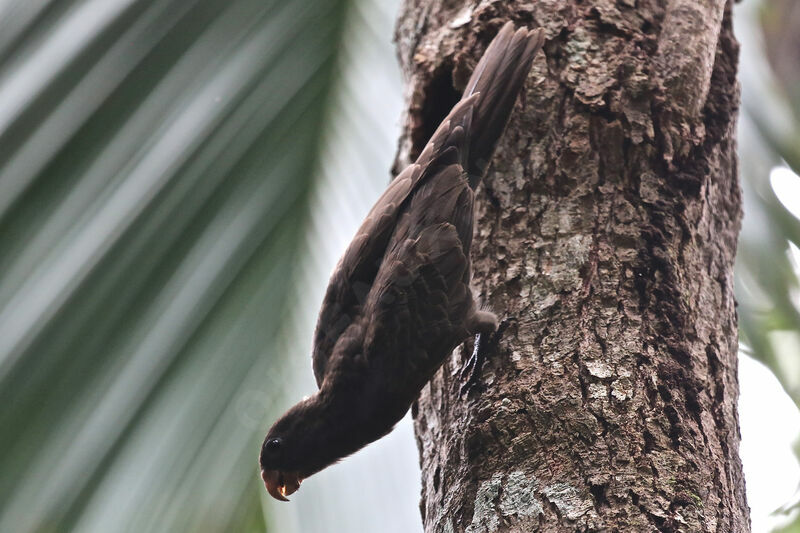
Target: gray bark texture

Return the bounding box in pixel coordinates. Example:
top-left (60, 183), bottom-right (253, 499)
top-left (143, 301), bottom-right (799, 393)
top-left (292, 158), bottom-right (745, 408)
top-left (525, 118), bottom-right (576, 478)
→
top-left (392, 1), bottom-right (749, 532)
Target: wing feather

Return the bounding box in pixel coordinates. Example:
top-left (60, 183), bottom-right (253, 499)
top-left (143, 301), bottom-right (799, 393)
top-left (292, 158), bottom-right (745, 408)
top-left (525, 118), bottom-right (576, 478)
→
top-left (362, 222), bottom-right (472, 397)
top-left (312, 164), bottom-right (475, 387)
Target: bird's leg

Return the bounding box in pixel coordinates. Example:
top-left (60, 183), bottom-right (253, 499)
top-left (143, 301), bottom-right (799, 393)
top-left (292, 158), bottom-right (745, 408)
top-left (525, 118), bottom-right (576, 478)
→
top-left (457, 334), bottom-right (484, 394)
top-left (458, 314), bottom-right (513, 396)
top-left (457, 310), bottom-right (497, 386)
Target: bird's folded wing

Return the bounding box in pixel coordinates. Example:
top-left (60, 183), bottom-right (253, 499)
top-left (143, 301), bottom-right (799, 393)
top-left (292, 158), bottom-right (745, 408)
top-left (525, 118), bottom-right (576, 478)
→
top-left (311, 165), bottom-right (416, 387)
top-left (311, 112), bottom-right (477, 387)
top-left (361, 222), bottom-right (471, 393)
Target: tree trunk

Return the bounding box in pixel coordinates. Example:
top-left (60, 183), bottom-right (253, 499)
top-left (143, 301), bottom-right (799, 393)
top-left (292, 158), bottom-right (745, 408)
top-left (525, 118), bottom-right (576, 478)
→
top-left (393, 1), bottom-right (749, 532)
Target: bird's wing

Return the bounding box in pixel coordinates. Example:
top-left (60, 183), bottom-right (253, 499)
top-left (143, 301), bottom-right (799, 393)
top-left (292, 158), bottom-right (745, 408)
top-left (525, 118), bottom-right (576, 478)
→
top-left (311, 165), bottom-right (416, 387)
top-left (311, 100), bottom-right (479, 388)
top-left (361, 220), bottom-right (472, 397)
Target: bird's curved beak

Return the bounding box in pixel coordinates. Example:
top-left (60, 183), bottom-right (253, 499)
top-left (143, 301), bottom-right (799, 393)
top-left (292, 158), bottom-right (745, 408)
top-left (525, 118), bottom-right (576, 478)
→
top-left (261, 469), bottom-right (302, 502)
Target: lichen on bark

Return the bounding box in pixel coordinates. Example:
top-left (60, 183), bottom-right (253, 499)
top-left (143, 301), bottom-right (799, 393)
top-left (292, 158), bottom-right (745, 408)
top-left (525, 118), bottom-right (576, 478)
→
top-left (394, 0), bottom-right (749, 531)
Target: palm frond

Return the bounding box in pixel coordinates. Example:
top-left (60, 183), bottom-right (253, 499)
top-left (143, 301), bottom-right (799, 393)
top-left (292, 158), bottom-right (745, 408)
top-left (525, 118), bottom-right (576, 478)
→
top-left (0, 0), bottom-right (347, 531)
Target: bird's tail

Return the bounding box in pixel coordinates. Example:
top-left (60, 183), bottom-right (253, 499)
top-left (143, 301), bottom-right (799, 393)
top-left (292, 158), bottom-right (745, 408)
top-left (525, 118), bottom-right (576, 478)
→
top-left (463, 22), bottom-right (544, 186)
top-left (419, 23), bottom-right (544, 188)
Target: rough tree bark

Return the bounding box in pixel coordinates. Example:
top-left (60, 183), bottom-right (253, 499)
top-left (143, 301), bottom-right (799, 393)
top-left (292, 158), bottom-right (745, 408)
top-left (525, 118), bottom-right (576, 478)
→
top-left (393, 1), bottom-right (749, 532)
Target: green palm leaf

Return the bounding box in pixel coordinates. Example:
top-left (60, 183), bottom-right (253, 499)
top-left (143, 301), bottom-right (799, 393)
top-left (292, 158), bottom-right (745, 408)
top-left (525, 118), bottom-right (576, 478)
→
top-left (0, 0), bottom-right (348, 531)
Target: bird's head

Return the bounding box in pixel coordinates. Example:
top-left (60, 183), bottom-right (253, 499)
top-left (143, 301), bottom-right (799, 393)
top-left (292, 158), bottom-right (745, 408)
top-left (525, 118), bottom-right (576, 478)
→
top-left (259, 388), bottom-right (374, 502)
top-left (259, 403), bottom-right (308, 502)
top-left (259, 436), bottom-right (302, 502)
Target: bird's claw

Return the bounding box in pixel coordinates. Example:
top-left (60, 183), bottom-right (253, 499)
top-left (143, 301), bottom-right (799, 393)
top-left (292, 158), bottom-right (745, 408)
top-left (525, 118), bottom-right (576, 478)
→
top-left (458, 334), bottom-right (484, 396)
top-left (457, 317), bottom-right (513, 397)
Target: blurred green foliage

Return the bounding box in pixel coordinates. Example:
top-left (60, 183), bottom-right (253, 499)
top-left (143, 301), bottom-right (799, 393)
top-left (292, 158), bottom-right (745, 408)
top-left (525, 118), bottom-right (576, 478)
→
top-left (736, 0), bottom-right (800, 529)
top-left (738, 0), bottom-right (800, 412)
top-left (0, 0), bottom-right (346, 531)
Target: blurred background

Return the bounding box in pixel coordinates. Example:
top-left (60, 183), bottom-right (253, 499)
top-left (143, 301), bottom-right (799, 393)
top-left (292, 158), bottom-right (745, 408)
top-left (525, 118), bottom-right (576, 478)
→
top-left (0, 0), bottom-right (797, 531)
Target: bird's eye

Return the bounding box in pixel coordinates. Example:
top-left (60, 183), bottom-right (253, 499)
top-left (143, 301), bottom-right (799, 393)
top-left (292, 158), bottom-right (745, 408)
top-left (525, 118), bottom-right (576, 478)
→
top-left (266, 438), bottom-right (282, 453)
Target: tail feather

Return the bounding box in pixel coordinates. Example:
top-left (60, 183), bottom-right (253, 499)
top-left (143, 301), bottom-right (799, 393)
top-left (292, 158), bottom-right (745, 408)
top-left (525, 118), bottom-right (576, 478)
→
top-left (417, 23), bottom-right (544, 189)
top-left (465, 23), bottom-right (545, 184)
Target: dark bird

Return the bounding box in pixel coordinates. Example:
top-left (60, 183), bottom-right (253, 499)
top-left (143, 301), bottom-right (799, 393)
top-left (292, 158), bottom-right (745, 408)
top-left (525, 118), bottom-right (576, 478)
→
top-left (260, 22), bottom-right (545, 502)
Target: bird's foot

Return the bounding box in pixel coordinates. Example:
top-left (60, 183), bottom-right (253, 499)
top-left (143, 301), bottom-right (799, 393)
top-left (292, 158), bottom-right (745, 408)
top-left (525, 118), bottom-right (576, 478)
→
top-left (458, 317), bottom-right (513, 397)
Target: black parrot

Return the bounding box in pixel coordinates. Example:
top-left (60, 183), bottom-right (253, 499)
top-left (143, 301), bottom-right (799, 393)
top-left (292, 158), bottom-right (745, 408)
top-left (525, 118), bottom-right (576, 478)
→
top-left (260, 22), bottom-right (545, 502)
